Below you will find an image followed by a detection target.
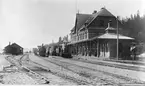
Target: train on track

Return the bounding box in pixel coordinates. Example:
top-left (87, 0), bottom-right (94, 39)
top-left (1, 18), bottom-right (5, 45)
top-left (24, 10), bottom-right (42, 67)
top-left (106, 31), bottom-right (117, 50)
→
top-left (37, 43), bottom-right (72, 58)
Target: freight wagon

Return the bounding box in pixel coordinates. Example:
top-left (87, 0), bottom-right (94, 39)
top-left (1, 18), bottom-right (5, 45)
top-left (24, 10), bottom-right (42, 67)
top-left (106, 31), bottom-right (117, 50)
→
top-left (38, 43), bottom-right (72, 58)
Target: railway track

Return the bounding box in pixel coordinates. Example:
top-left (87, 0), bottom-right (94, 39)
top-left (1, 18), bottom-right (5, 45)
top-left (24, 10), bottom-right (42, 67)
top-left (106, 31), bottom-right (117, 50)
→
top-left (27, 57), bottom-right (94, 85)
top-left (21, 54), bottom-right (120, 85)
top-left (5, 55), bottom-right (92, 85)
top-left (24, 55), bottom-right (94, 84)
top-left (27, 61), bottom-right (91, 85)
top-left (6, 54), bottom-right (145, 85)
top-left (40, 56), bottom-right (145, 85)
top-left (5, 55), bottom-right (50, 84)
top-left (71, 57), bottom-right (145, 72)
top-left (43, 59), bottom-right (119, 85)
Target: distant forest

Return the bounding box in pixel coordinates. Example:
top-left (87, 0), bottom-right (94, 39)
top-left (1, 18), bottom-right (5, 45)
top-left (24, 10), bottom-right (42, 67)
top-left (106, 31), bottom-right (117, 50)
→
top-left (120, 11), bottom-right (145, 43)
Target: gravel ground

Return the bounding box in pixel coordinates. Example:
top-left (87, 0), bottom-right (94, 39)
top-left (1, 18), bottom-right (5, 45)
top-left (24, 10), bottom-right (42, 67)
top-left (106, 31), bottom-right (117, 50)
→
top-left (28, 55), bottom-right (104, 85)
top-left (21, 57), bottom-right (77, 85)
top-left (3, 54), bottom-right (145, 85)
top-left (1, 55), bottom-right (91, 85)
top-left (27, 57), bottom-right (92, 85)
top-left (50, 56), bottom-right (145, 82)
top-left (13, 54), bottom-right (78, 85)
top-left (43, 57), bottom-right (145, 84)
top-left (1, 71), bottom-right (39, 85)
top-left (73, 55), bottom-right (145, 69)
top-left (0, 55), bottom-right (40, 85)
top-left (28, 54), bottom-right (145, 85)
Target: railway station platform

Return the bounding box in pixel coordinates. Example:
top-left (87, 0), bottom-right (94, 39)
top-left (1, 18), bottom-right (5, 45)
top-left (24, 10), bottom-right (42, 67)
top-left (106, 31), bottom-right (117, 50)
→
top-left (73, 55), bottom-right (145, 66)
top-left (69, 55), bottom-right (145, 73)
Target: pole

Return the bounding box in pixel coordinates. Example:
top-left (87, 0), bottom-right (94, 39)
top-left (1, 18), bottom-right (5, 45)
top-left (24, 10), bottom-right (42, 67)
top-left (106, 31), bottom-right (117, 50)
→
top-left (117, 16), bottom-right (119, 60)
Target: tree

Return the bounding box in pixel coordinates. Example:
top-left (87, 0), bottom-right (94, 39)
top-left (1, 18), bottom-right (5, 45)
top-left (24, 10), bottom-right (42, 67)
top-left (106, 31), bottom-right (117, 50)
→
top-left (120, 11), bottom-right (145, 42)
top-left (58, 37), bottom-right (62, 43)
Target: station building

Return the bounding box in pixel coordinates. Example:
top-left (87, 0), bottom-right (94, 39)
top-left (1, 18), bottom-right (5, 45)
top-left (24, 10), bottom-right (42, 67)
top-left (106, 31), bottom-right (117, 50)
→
top-left (4, 42), bottom-right (23, 55)
top-left (68, 7), bottom-right (134, 60)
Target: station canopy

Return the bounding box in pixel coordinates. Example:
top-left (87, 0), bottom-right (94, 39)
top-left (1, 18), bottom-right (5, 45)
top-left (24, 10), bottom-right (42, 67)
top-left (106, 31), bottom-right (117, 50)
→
top-left (95, 33), bottom-right (134, 40)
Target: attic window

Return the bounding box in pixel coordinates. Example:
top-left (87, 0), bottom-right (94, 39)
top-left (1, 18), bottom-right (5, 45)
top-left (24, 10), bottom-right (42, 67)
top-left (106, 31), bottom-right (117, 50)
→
top-left (99, 20), bottom-right (104, 27)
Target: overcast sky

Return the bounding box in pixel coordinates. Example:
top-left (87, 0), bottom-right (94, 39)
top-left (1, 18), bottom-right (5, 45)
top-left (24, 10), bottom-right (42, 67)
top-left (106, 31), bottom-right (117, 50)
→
top-left (0, 0), bottom-right (144, 49)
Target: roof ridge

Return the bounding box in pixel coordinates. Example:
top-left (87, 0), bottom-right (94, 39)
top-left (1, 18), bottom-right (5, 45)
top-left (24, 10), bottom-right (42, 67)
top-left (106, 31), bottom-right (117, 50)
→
top-left (76, 13), bottom-right (92, 16)
top-left (71, 8), bottom-right (115, 32)
top-left (86, 8), bottom-right (115, 27)
top-left (71, 13), bottom-right (92, 32)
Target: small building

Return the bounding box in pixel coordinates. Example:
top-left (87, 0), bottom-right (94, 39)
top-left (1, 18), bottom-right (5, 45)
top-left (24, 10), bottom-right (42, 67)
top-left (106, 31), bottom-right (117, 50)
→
top-left (68, 7), bottom-right (135, 60)
top-left (4, 43), bottom-right (23, 55)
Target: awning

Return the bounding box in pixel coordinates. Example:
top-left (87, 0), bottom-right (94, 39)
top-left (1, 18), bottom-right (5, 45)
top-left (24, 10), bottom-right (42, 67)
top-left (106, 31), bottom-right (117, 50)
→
top-left (96, 33), bottom-right (134, 40)
top-left (67, 39), bottom-right (91, 45)
top-left (68, 33), bottom-right (134, 45)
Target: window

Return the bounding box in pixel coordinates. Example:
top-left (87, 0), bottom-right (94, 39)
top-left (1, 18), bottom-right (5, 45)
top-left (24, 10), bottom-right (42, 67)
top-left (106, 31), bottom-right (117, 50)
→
top-left (82, 33), bottom-right (84, 39)
top-left (99, 20), bottom-right (104, 27)
top-left (85, 32), bottom-right (87, 39)
top-left (79, 35), bottom-right (81, 40)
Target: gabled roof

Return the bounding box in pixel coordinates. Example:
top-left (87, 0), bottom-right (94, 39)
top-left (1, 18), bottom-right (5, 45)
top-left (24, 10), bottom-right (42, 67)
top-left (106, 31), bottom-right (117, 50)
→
top-left (4, 45), bottom-right (11, 49)
top-left (96, 8), bottom-right (115, 17)
top-left (71, 8), bottom-right (116, 33)
top-left (86, 8), bottom-right (115, 27)
top-left (71, 13), bottom-right (92, 32)
top-left (11, 43), bottom-right (23, 48)
top-left (4, 43), bottom-right (23, 49)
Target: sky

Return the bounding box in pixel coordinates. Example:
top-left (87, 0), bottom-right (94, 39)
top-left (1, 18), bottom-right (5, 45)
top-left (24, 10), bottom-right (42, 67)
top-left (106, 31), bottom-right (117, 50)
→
top-left (0, 0), bottom-right (144, 50)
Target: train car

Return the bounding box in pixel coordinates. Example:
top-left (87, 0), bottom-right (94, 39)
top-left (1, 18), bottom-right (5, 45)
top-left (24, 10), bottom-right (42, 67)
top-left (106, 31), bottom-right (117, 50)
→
top-left (56, 43), bottom-right (72, 58)
top-left (38, 45), bottom-right (46, 57)
top-left (49, 46), bottom-right (56, 56)
top-left (37, 43), bottom-right (72, 58)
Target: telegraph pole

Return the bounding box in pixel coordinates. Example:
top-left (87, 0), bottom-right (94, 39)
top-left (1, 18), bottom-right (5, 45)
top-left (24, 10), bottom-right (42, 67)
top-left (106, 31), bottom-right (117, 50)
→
top-left (117, 16), bottom-right (119, 60)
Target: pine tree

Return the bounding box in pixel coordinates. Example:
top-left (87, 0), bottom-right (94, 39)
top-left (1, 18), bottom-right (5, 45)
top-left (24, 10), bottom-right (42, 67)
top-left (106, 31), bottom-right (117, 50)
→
top-left (121, 10), bottom-right (145, 42)
top-left (58, 37), bottom-right (62, 43)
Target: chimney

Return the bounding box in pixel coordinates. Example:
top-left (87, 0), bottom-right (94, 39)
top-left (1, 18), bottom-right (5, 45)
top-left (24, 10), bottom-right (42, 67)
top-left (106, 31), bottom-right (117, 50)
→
top-left (92, 10), bottom-right (97, 14)
top-left (106, 20), bottom-right (112, 33)
top-left (9, 42), bottom-right (11, 45)
top-left (108, 22), bottom-right (110, 28)
top-left (101, 6), bottom-right (105, 10)
top-left (108, 20), bottom-right (112, 27)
